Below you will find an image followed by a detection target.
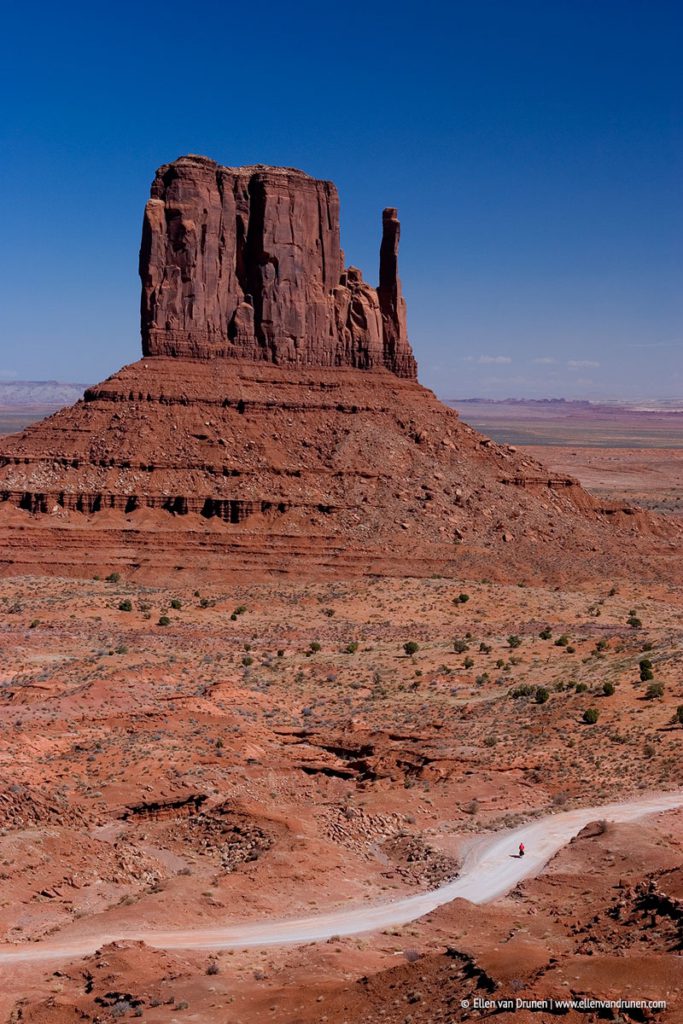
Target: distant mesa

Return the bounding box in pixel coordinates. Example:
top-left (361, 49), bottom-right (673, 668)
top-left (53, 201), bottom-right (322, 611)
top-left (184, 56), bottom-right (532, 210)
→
top-left (140, 155), bottom-right (416, 378)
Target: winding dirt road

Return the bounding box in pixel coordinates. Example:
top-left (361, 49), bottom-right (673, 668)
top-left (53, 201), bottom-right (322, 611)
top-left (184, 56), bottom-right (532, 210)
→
top-left (1, 789), bottom-right (681, 964)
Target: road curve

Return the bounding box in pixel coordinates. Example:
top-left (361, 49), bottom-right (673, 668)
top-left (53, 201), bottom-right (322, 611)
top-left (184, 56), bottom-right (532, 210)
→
top-left (1, 789), bottom-right (681, 964)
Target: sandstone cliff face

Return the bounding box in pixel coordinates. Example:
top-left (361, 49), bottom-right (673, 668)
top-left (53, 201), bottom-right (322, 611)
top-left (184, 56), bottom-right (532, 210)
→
top-left (140, 155), bottom-right (417, 378)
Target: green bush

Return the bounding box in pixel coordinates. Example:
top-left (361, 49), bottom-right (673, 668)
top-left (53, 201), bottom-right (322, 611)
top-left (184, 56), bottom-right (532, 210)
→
top-left (403, 641), bottom-right (419, 656)
top-left (627, 615), bottom-right (642, 629)
top-left (675, 705), bottom-right (683, 725)
top-left (639, 659), bottom-right (654, 682)
top-left (507, 635), bottom-right (522, 649)
top-left (158, 615), bottom-right (170, 627)
top-left (539, 627), bottom-right (552, 640)
top-left (242, 655), bottom-right (254, 667)
top-left (453, 638), bottom-right (469, 654)
top-left (510, 684), bottom-right (534, 699)
top-left (170, 598), bottom-right (182, 610)
top-left (105, 572), bottom-right (120, 583)
top-left (455, 593), bottom-right (470, 604)
top-left (602, 681), bottom-right (615, 696)
top-left (535, 687), bottom-right (550, 704)
top-left (463, 656), bottom-right (474, 669)
top-left (479, 642), bottom-right (491, 654)
top-left (345, 641), bottom-right (359, 654)
top-left (575, 682), bottom-right (588, 693)
top-left (118, 599), bottom-right (133, 612)
top-left (645, 682), bottom-right (664, 700)
top-left (309, 641), bottom-right (322, 653)
top-left (555, 635), bottom-right (569, 647)
top-left (583, 707), bottom-right (599, 724)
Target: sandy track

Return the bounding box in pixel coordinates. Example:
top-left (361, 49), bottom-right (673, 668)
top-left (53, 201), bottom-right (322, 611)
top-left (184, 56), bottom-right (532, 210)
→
top-left (1, 790), bottom-right (681, 964)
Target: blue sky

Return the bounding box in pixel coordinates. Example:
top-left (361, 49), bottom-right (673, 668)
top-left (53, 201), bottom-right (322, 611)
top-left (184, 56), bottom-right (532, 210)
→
top-left (1, 0), bottom-right (681, 399)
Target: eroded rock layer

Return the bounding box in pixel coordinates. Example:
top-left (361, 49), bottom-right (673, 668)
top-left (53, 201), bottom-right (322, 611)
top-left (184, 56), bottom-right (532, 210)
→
top-left (1, 356), bottom-right (676, 582)
top-left (140, 156), bottom-right (416, 377)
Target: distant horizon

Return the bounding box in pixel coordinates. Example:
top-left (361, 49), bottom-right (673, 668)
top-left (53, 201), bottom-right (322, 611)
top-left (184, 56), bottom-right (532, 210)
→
top-left (0, 377), bottom-right (681, 411)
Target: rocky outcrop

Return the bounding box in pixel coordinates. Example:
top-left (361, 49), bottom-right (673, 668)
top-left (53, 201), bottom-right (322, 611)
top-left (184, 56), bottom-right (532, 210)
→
top-left (140, 155), bottom-right (417, 378)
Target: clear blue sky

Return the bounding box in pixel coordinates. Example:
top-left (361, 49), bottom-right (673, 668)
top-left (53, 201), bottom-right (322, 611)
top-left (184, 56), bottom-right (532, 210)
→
top-left (2, 0), bottom-right (681, 399)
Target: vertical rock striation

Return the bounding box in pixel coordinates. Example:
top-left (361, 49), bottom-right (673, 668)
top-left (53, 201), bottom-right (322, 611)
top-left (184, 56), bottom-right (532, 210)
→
top-left (139, 155), bottom-right (417, 377)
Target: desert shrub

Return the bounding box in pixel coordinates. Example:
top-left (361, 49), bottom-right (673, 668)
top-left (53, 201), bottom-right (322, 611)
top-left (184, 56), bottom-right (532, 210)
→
top-left (309, 641), bottom-right (322, 653)
top-left (674, 705), bottom-right (683, 725)
top-left (454, 593), bottom-right (470, 604)
top-left (582, 707), bottom-right (599, 724)
top-left (345, 641), bottom-right (359, 654)
top-left (539, 627), bottom-right (552, 640)
top-left (463, 656), bottom-right (474, 669)
top-left (158, 615), bottom-right (170, 626)
top-left (118, 599), bottom-right (133, 612)
top-left (627, 615), bottom-right (642, 629)
top-left (484, 735), bottom-right (497, 747)
top-left (595, 639), bottom-right (608, 652)
top-left (105, 572), bottom-right (120, 583)
top-left (602, 681), bottom-right (615, 696)
top-left (510, 684), bottom-right (534, 699)
top-left (453, 638), bottom-right (469, 654)
top-left (575, 682), bottom-right (588, 693)
top-left (277, 649), bottom-right (285, 657)
top-left (403, 641), bottom-right (419, 656)
top-left (29, 618), bottom-right (40, 628)
top-left (479, 642), bottom-right (491, 654)
top-left (554, 635), bottom-right (569, 647)
top-left (206, 961), bottom-right (220, 975)
top-left (645, 682), bottom-right (664, 700)
top-left (234, 604), bottom-right (248, 615)
top-left (507, 635), bottom-right (522, 649)
top-left (639, 659), bottom-right (654, 682)
top-left (242, 655), bottom-right (254, 667)
top-left (170, 598), bottom-right (182, 610)
top-left (535, 687), bottom-right (549, 704)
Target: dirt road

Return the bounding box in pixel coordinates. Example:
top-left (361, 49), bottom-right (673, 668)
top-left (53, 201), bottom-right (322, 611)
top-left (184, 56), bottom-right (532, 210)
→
top-left (1, 789), bottom-right (681, 963)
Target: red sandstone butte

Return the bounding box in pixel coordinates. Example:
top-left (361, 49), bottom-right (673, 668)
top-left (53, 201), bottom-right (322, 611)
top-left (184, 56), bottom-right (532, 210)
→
top-left (139, 155), bottom-right (416, 377)
top-left (0, 155), bottom-right (679, 582)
